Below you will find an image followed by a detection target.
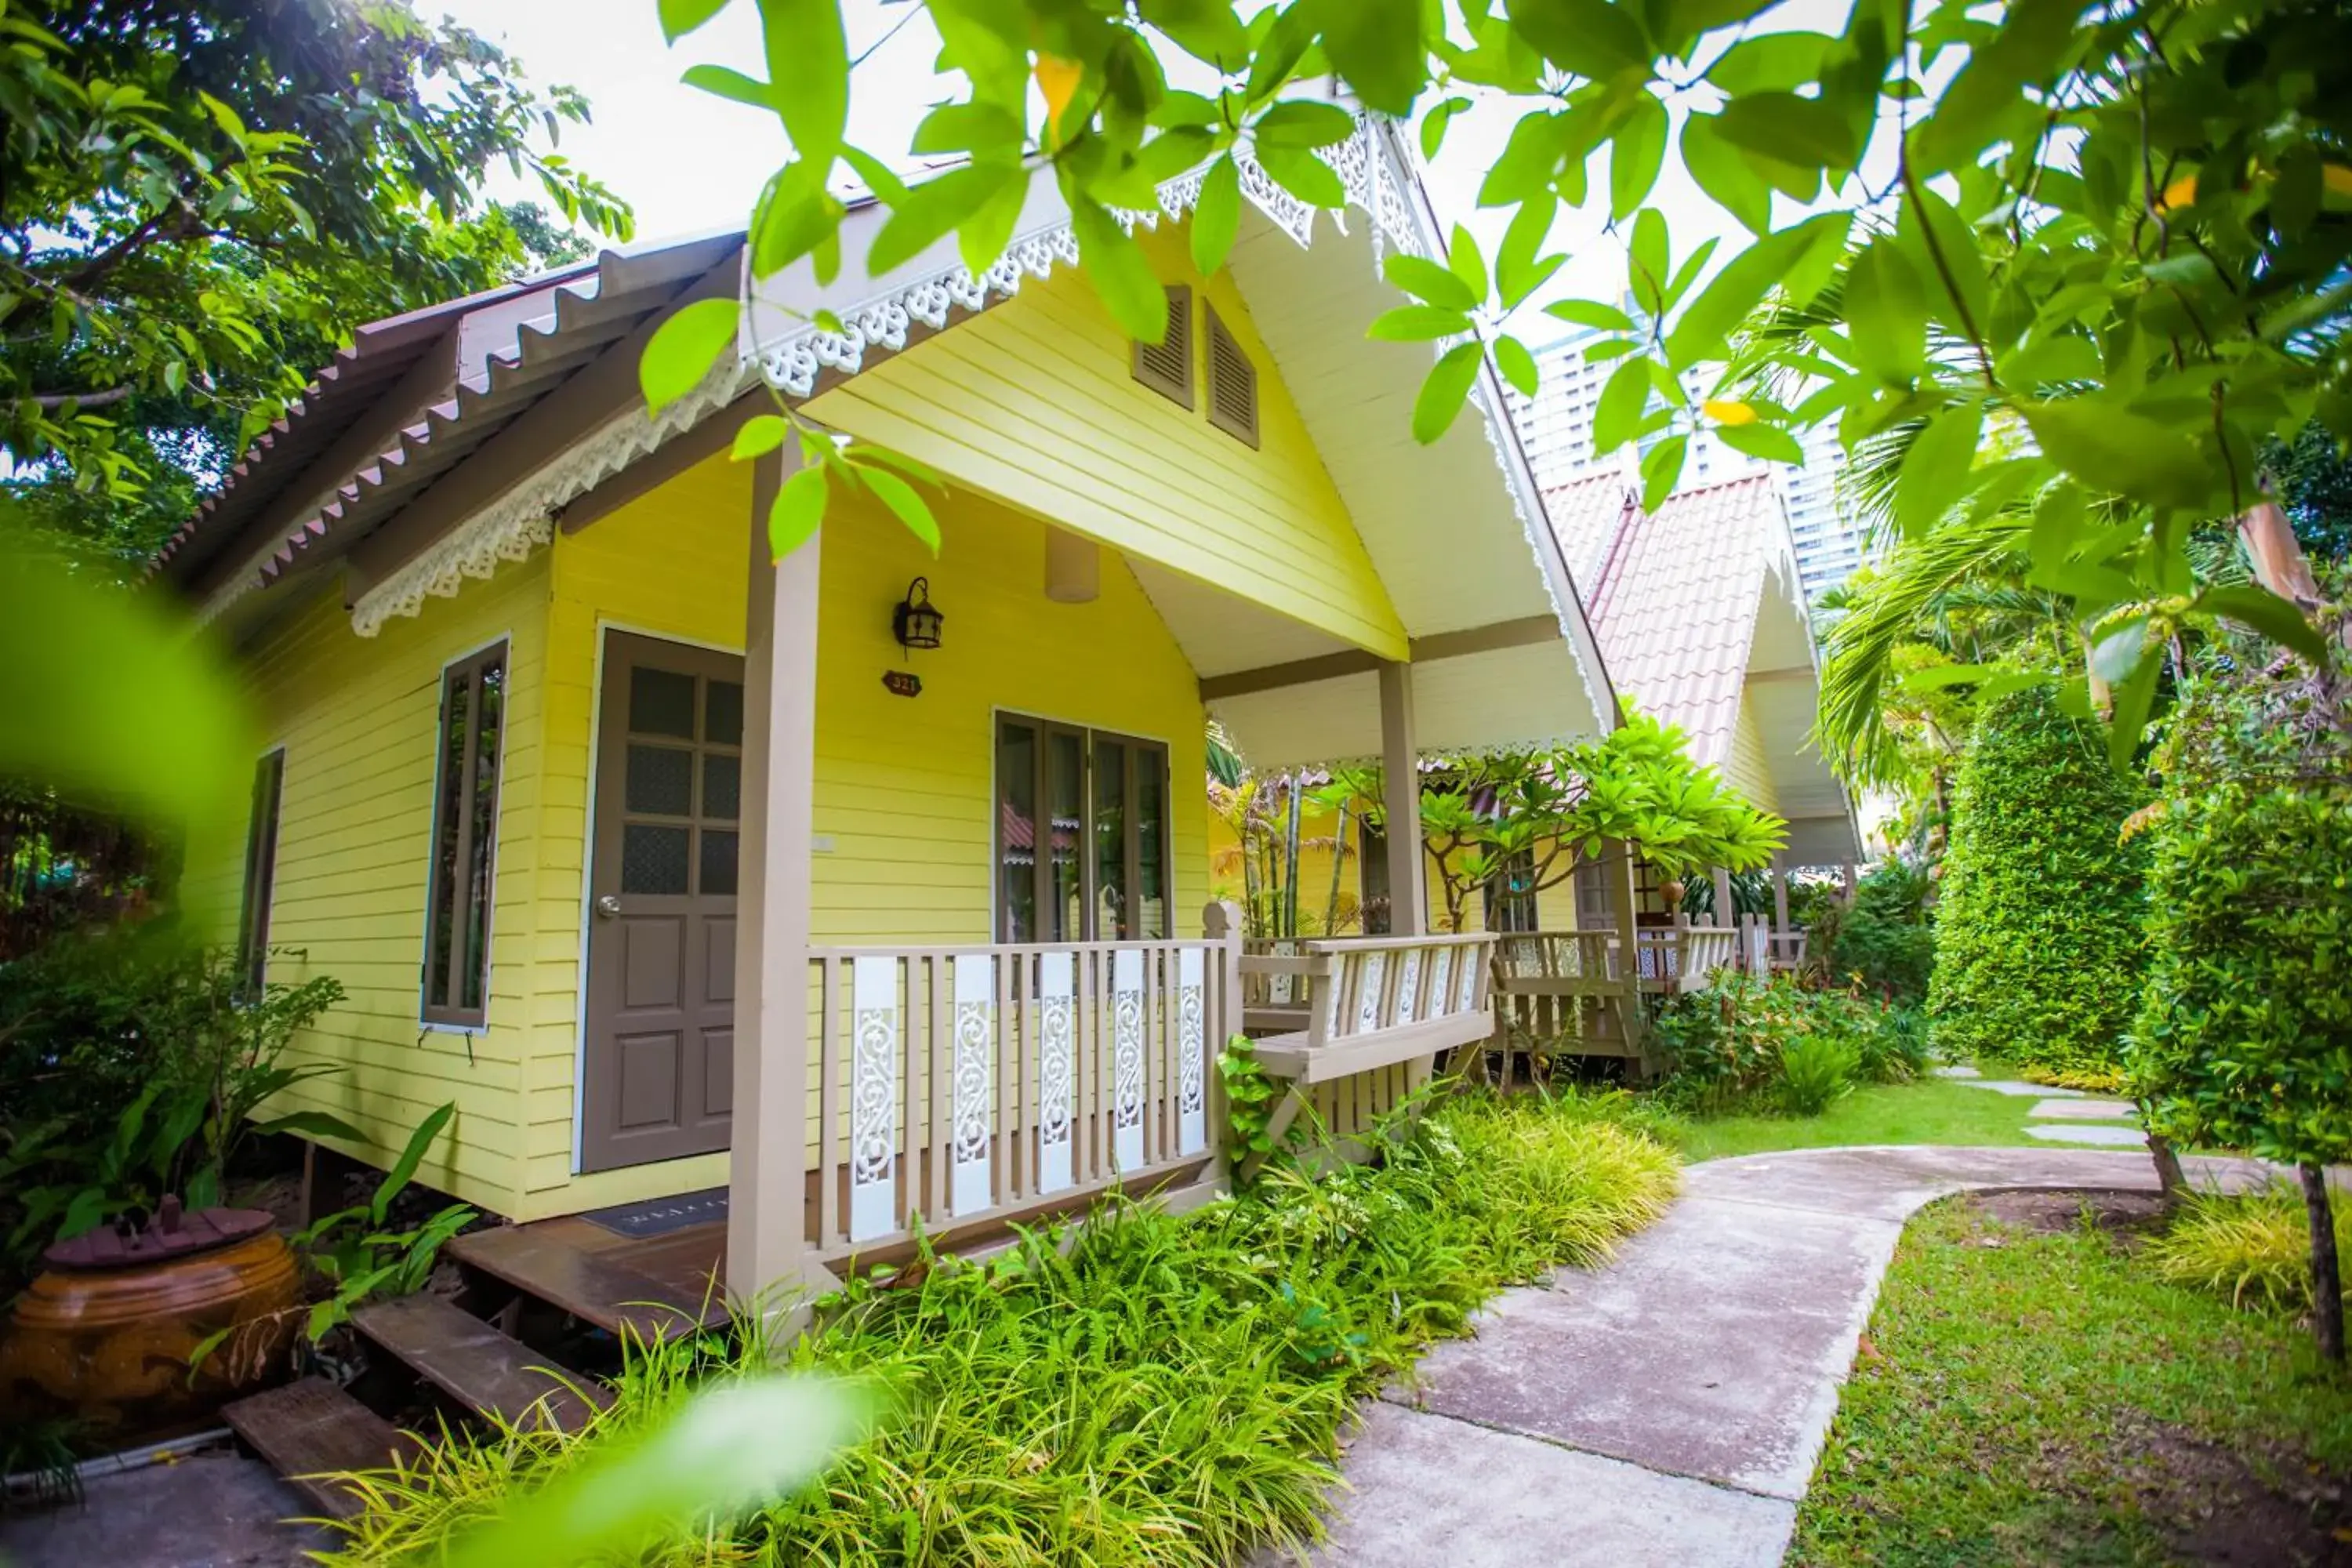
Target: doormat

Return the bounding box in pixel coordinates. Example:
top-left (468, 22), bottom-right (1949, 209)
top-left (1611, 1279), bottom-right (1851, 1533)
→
top-left (580, 1186), bottom-right (729, 1239)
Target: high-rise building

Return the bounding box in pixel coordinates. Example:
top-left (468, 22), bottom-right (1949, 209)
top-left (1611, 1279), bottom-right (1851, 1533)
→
top-left (1503, 327), bottom-right (1874, 599)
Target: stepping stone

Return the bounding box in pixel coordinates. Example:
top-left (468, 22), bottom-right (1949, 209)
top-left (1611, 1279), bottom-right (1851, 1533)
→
top-left (1933, 1065), bottom-right (1981, 1080)
top-left (2026, 1124), bottom-right (2147, 1147)
top-left (2030, 1098), bottom-right (2136, 1121)
top-left (1951, 1080), bottom-right (2085, 1098)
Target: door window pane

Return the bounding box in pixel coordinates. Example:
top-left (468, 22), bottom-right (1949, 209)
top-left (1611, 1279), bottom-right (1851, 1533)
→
top-left (997, 722), bottom-right (1037, 943)
top-left (629, 666), bottom-right (696, 738)
top-left (699, 829), bottom-right (739, 897)
top-left (705, 680), bottom-right (744, 746)
top-left (626, 745), bottom-right (694, 815)
top-left (622, 824), bottom-right (691, 895)
top-left (702, 754), bottom-right (740, 820)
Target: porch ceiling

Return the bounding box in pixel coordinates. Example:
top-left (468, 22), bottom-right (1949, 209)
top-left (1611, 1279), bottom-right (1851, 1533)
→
top-left (1207, 638), bottom-right (1599, 769)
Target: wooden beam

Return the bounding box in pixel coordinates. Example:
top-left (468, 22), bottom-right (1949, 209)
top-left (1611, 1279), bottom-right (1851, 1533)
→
top-left (1409, 613), bottom-right (1559, 662)
top-left (1196, 614), bottom-right (1563, 702)
top-left (1744, 664), bottom-right (1817, 685)
top-left (1198, 648), bottom-right (1382, 702)
top-left (728, 448), bottom-right (823, 1306)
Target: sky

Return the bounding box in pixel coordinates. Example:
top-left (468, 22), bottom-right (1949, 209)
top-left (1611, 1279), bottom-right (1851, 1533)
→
top-left (445, 0), bottom-right (1871, 351)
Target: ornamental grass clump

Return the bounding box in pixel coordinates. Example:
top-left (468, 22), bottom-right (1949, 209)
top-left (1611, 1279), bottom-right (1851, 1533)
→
top-left (312, 1091), bottom-right (1679, 1567)
top-left (2148, 1187), bottom-right (2352, 1318)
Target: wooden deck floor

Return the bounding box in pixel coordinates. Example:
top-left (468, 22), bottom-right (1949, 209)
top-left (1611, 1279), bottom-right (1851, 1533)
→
top-left (448, 1154), bottom-right (1218, 1335)
top-left (447, 1217), bottom-right (729, 1339)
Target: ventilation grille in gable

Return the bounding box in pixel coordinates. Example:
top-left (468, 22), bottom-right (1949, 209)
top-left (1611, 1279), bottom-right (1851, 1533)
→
top-left (1132, 285), bottom-right (1194, 408)
top-left (1206, 305), bottom-right (1259, 448)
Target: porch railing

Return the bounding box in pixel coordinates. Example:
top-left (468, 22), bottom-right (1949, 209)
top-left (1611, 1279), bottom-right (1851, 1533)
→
top-left (1632, 921), bottom-right (1743, 993)
top-left (1237, 933), bottom-right (1498, 1083)
top-left (804, 938), bottom-right (1230, 1259)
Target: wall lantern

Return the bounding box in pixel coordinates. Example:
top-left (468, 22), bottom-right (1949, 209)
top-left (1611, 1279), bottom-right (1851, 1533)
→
top-left (893, 576), bottom-right (943, 652)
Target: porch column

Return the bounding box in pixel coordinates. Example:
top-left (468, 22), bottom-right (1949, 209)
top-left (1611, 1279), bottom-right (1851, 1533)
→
top-left (1377, 661), bottom-right (1425, 936)
top-left (1711, 866), bottom-right (1734, 927)
top-left (1770, 852), bottom-right (1791, 932)
top-left (728, 451), bottom-right (822, 1305)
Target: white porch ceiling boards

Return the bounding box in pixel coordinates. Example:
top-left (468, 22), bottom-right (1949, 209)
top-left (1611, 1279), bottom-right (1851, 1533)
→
top-left (1206, 639), bottom-right (1599, 771)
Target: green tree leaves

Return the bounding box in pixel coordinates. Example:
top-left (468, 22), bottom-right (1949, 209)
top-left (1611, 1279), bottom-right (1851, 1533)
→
top-left (639, 299), bottom-right (739, 412)
top-left (1414, 342), bottom-right (1483, 443)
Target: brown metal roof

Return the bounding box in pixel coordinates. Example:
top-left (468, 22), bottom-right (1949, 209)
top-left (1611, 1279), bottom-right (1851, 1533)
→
top-left (154, 234), bottom-right (743, 600)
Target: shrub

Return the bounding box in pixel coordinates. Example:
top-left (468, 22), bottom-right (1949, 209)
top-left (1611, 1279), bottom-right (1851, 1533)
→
top-left (311, 1095), bottom-right (1680, 1566)
top-left (1778, 1034), bottom-right (1857, 1116)
top-left (1927, 687), bottom-right (2147, 1076)
top-left (1652, 972), bottom-right (1922, 1112)
top-left (2148, 1187), bottom-right (2352, 1316)
top-left (0, 925), bottom-right (347, 1283)
top-left (1802, 858), bottom-right (1937, 1005)
top-left (2130, 612), bottom-right (2351, 1358)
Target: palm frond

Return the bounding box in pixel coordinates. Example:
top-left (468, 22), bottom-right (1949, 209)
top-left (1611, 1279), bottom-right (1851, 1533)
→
top-left (1814, 508), bottom-right (2038, 789)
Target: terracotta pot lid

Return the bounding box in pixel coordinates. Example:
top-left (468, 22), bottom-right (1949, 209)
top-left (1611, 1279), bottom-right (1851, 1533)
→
top-left (42, 1196), bottom-right (278, 1272)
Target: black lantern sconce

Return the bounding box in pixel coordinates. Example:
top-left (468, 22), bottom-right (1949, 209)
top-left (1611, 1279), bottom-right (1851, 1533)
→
top-left (893, 576), bottom-right (944, 653)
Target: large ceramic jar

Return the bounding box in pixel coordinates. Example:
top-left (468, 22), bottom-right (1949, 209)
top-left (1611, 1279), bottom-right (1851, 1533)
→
top-left (0, 1200), bottom-right (300, 1436)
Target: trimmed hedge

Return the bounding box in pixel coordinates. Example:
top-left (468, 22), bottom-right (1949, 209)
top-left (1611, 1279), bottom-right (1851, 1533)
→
top-left (1926, 687), bottom-right (2147, 1073)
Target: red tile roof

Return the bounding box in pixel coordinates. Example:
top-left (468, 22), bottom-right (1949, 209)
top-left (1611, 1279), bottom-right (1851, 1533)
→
top-left (1541, 472), bottom-right (1789, 769)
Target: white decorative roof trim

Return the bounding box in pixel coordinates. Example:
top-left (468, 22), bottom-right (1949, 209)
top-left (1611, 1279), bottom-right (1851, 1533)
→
top-left (348, 353), bottom-right (753, 637)
top-left (750, 115), bottom-right (1417, 399)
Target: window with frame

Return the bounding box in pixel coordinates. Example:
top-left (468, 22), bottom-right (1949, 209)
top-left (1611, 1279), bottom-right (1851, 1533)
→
top-left (422, 642), bottom-right (506, 1027)
top-left (1356, 819), bottom-right (1391, 935)
top-left (236, 749), bottom-right (285, 996)
top-left (1483, 846), bottom-right (1540, 932)
top-left (996, 717), bottom-right (1171, 943)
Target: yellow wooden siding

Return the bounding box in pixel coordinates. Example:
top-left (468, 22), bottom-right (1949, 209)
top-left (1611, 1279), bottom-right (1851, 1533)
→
top-left (804, 222), bottom-right (1406, 661)
top-left (184, 558), bottom-right (553, 1215)
top-left (516, 449), bottom-right (1210, 1218)
top-left (1725, 695), bottom-right (1780, 814)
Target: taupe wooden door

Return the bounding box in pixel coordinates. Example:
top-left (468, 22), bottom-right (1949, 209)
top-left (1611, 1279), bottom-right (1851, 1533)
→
top-left (581, 632), bottom-right (745, 1172)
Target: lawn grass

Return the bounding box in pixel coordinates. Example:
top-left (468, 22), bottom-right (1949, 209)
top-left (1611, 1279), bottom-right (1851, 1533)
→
top-left (1791, 1195), bottom-right (2352, 1566)
top-left (1671, 1074), bottom-right (2049, 1163)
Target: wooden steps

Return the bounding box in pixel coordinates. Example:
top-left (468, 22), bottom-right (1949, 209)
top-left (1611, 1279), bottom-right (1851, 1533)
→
top-left (221, 1376), bottom-right (422, 1520)
top-left (446, 1218), bottom-right (727, 1341)
top-left (350, 1294), bottom-right (612, 1434)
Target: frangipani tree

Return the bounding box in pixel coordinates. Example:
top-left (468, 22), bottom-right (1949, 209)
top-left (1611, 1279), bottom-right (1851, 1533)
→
top-left (1320, 713), bottom-right (1784, 932)
top-left (640, 0), bottom-right (2343, 765)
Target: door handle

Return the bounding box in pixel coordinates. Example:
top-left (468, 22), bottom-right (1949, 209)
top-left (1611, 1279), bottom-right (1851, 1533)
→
top-left (595, 894), bottom-right (622, 920)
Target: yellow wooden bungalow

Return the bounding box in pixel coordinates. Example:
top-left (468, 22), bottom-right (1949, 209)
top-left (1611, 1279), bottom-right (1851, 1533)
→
top-left (151, 115), bottom-right (1616, 1312)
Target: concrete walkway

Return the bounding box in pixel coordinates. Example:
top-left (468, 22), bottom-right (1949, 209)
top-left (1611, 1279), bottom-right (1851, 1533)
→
top-left (1284, 1145), bottom-right (2274, 1567)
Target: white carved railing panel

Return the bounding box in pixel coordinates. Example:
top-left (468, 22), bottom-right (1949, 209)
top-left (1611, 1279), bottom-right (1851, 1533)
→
top-left (1352, 950), bottom-right (1388, 1036)
top-left (848, 955), bottom-right (900, 1243)
top-left (1428, 946), bottom-right (1454, 1021)
top-left (1038, 951), bottom-right (1077, 1194)
top-left (1112, 948), bottom-right (1146, 1171)
top-left (1394, 946), bottom-right (1422, 1023)
top-left (950, 953), bottom-right (996, 1218)
top-left (1177, 948), bottom-right (1207, 1156)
